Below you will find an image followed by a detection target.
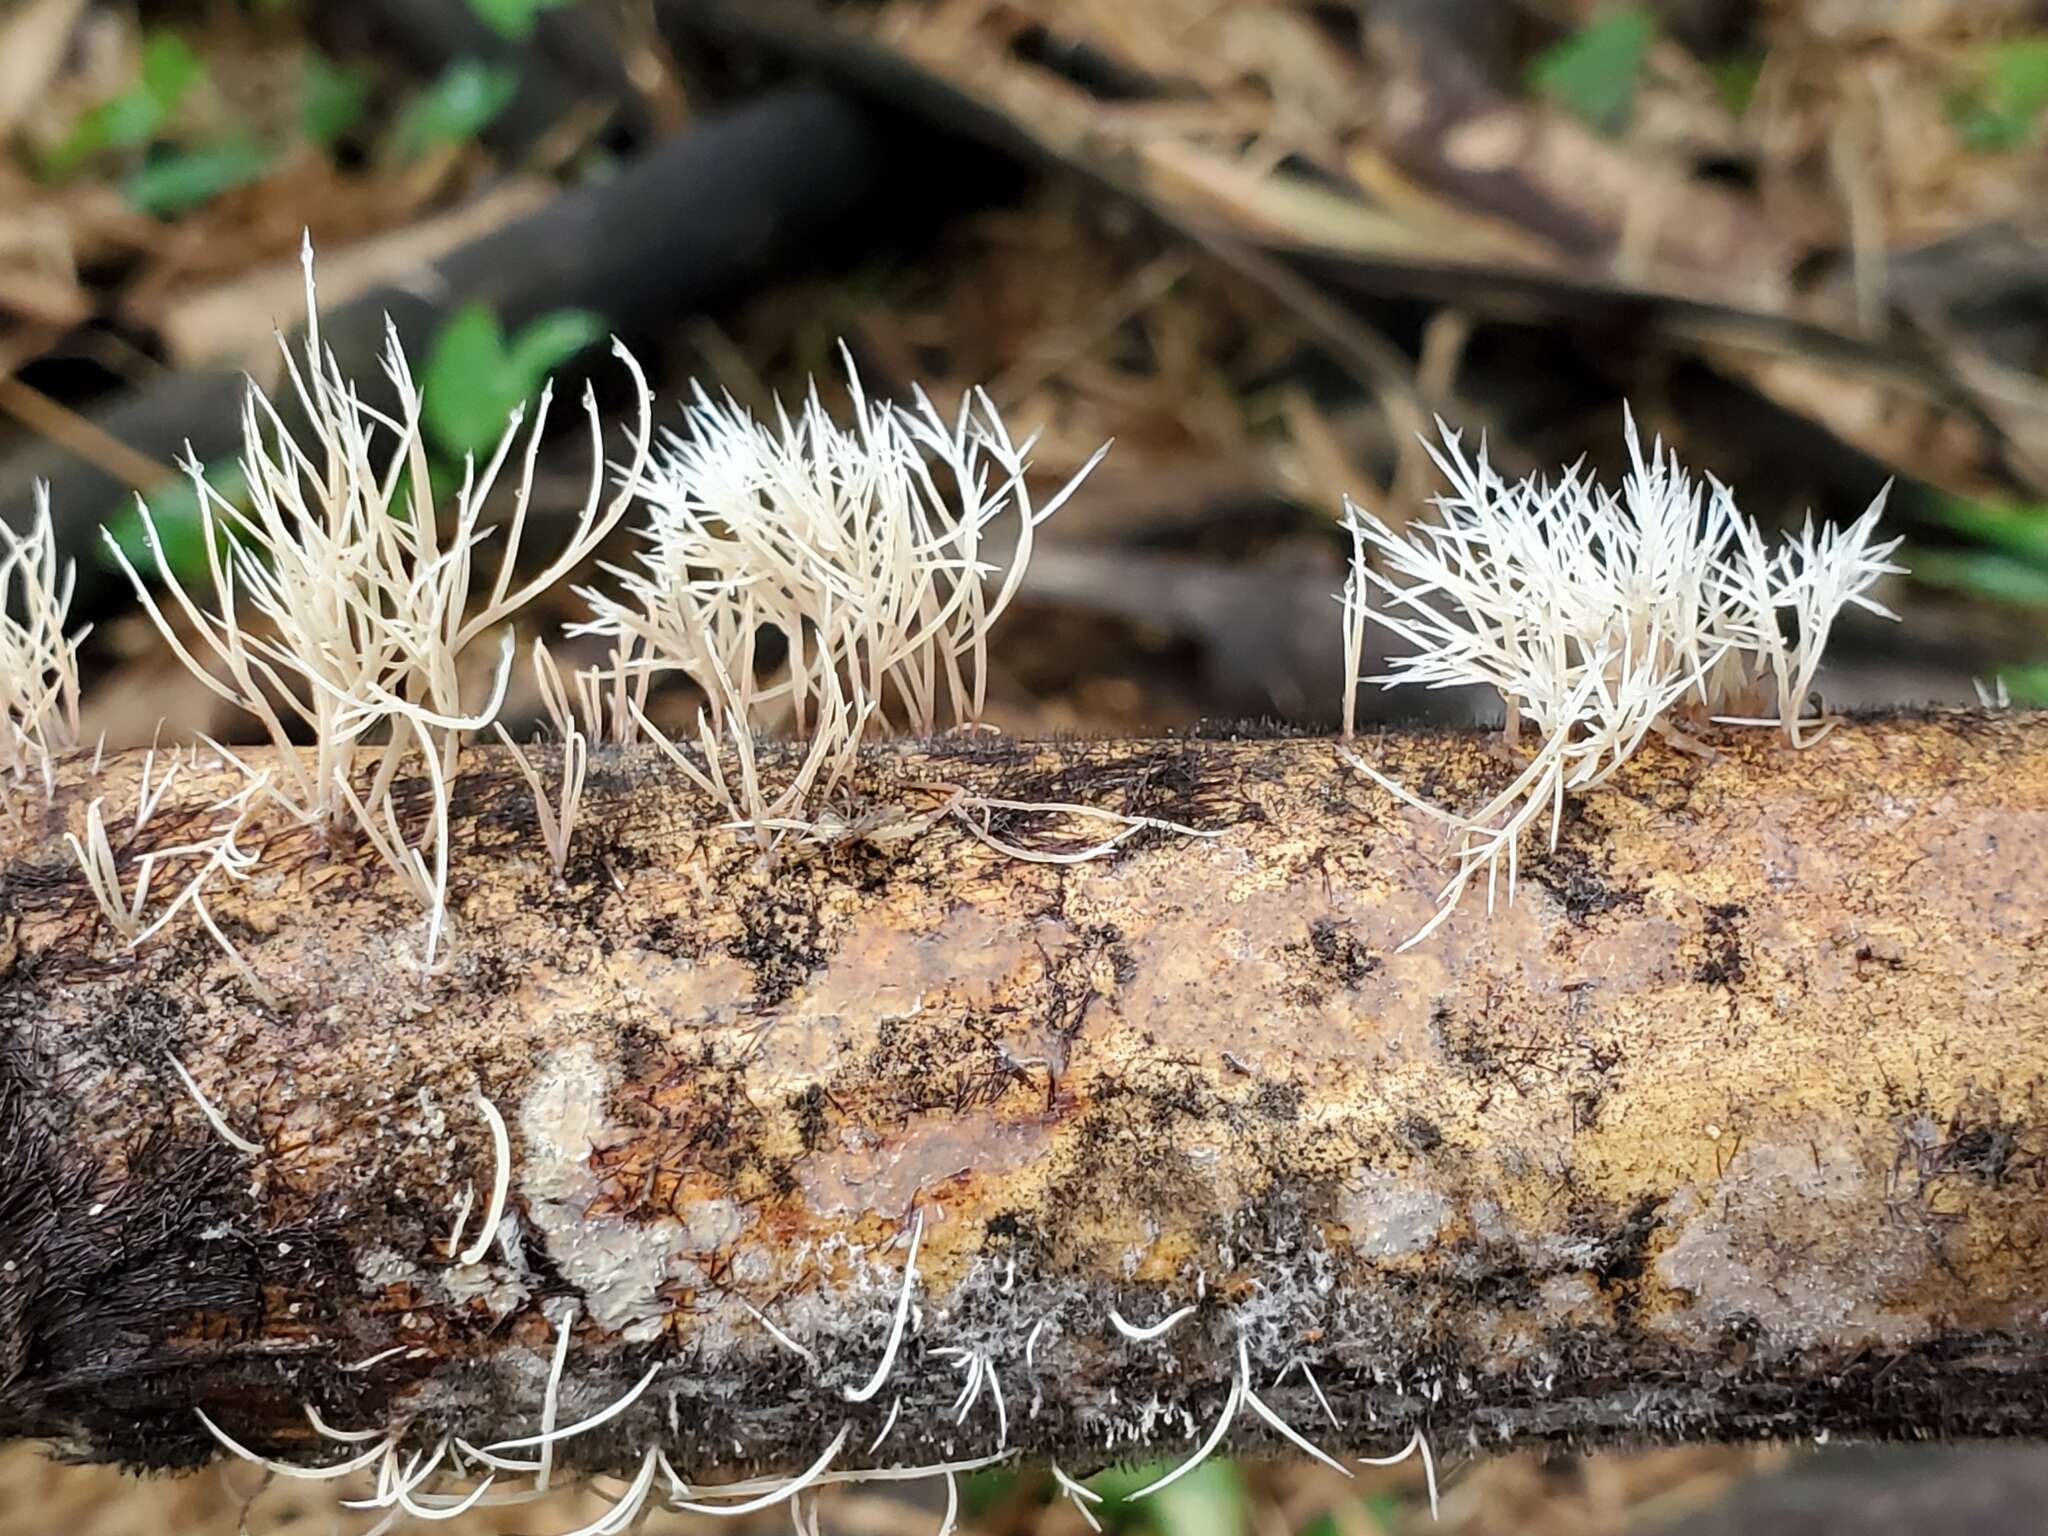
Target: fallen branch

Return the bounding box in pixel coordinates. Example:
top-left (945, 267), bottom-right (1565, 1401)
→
top-left (2, 714), bottom-right (2045, 1493)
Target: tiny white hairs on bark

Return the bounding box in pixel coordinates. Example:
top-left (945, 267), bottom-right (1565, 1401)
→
top-left (1339, 408), bottom-right (1903, 945)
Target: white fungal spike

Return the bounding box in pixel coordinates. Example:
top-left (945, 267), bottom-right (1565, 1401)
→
top-left (164, 1052), bottom-right (262, 1156)
top-left (459, 1091), bottom-right (511, 1267)
top-left (195, 1408), bottom-right (395, 1481)
top-left (1051, 1462), bottom-right (1106, 1532)
top-left (1361, 1429), bottom-right (1440, 1520)
top-left (666, 1423), bottom-right (851, 1516)
top-left (1340, 411), bottom-right (1902, 943)
top-left (1125, 1371), bottom-right (1242, 1500)
top-left (577, 352), bottom-right (1107, 854)
top-left (843, 1210), bottom-right (922, 1403)
top-left (0, 485), bottom-right (87, 810)
top-left (1236, 1338), bottom-right (1350, 1478)
top-left (101, 238), bottom-right (653, 966)
top-left (1108, 1302), bottom-right (1196, 1343)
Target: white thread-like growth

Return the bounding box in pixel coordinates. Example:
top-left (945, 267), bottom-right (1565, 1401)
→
top-left (164, 1052), bottom-right (263, 1156)
top-left (64, 800), bottom-right (157, 941)
top-left (1108, 1302), bottom-right (1196, 1344)
top-left (843, 1210), bottom-right (923, 1403)
top-left (133, 733), bottom-right (178, 832)
top-left (866, 1393), bottom-right (903, 1453)
top-left (458, 1091), bottom-right (512, 1266)
top-left (1340, 411), bottom-right (1902, 945)
top-left (495, 641), bottom-right (589, 881)
top-left (666, 1423), bottom-right (850, 1516)
top-left (578, 352), bottom-right (1106, 853)
top-left (104, 236), bottom-right (653, 968)
top-left (1235, 1338), bottom-right (1350, 1477)
top-left (482, 1361), bottom-right (660, 1455)
top-left (0, 487), bottom-right (86, 810)
top-left (741, 1297), bottom-right (819, 1370)
top-left (1051, 1461), bottom-right (1106, 1532)
top-left (195, 1408), bottom-right (396, 1481)
top-left (1275, 1356), bottom-right (1340, 1430)
top-left (1125, 1370), bottom-right (1242, 1500)
top-left (1360, 1429), bottom-right (1440, 1520)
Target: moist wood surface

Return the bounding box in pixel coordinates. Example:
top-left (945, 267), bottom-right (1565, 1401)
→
top-left (2, 713), bottom-right (2045, 1476)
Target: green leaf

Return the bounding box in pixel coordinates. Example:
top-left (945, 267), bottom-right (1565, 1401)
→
top-left (1908, 547), bottom-right (2048, 607)
top-left (1080, 1459), bottom-right (1247, 1535)
top-left (506, 310), bottom-right (608, 390)
top-left (100, 463), bottom-right (249, 584)
top-left (303, 51), bottom-right (372, 148)
top-left (1527, 8), bottom-right (1655, 135)
top-left (420, 303), bottom-right (605, 460)
top-left (391, 60), bottom-right (519, 161)
top-left (421, 305), bottom-right (511, 459)
top-left (140, 30), bottom-right (206, 105)
top-left (123, 134), bottom-right (271, 217)
top-left (466, 0), bottom-right (572, 42)
top-left (1998, 663), bottom-right (2048, 707)
top-left (1950, 35), bottom-right (2048, 151)
top-left (958, 1466), bottom-right (1019, 1517)
top-left (1925, 495), bottom-right (2048, 566)
top-left (1711, 52), bottom-right (1764, 117)
top-left (1142, 1458), bottom-right (1249, 1536)
top-left (43, 30), bottom-right (205, 176)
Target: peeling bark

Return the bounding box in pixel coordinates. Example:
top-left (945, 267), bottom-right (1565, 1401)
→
top-left (2, 714), bottom-right (2046, 1482)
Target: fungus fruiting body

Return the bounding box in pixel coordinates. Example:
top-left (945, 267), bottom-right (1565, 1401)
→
top-left (1340, 413), bottom-right (1903, 944)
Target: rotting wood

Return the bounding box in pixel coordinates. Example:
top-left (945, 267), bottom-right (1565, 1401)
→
top-left (2, 713), bottom-right (2046, 1484)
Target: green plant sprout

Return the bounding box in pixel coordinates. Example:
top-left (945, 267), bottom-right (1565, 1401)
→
top-left (421, 305), bottom-right (609, 463)
top-left (391, 60), bottom-right (521, 161)
top-left (1948, 35), bottom-right (2048, 152)
top-left (1527, 7), bottom-right (1655, 136)
top-left (466, 0), bottom-right (573, 43)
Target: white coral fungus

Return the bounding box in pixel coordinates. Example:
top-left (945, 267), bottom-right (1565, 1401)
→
top-left (578, 352), bottom-right (1107, 853)
top-left (0, 487), bottom-right (86, 809)
top-left (1340, 411), bottom-right (1902, 946)
top-left (104, 236), bottom-right (652, 968)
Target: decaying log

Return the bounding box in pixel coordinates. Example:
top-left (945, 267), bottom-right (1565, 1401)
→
top-left (2, 714), bottom-right (2046, 1483)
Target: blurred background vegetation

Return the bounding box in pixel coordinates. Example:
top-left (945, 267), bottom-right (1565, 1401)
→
top-left (2, 0), bottom-right (2046, 1532)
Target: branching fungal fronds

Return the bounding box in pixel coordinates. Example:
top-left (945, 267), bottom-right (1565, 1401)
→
top-left (64, 799), bottom-right (157, 941)
top-left (102, 236), bottom-right (652, 967)
top-left (579, 351), bottom-right (1107, 853)
top-left (494, 643), bottom-right (589, 882)
top-left (0, 487), bottom-right (87, 809)
top-left (1341, 411), bottom-right (1902, 944)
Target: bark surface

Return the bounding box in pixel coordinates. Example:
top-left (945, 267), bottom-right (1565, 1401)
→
top-left (2, 714), bottom-right (2045, 1480)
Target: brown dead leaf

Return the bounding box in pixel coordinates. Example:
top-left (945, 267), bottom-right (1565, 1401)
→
top-left (0, 0), bottom-right (88, 138)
